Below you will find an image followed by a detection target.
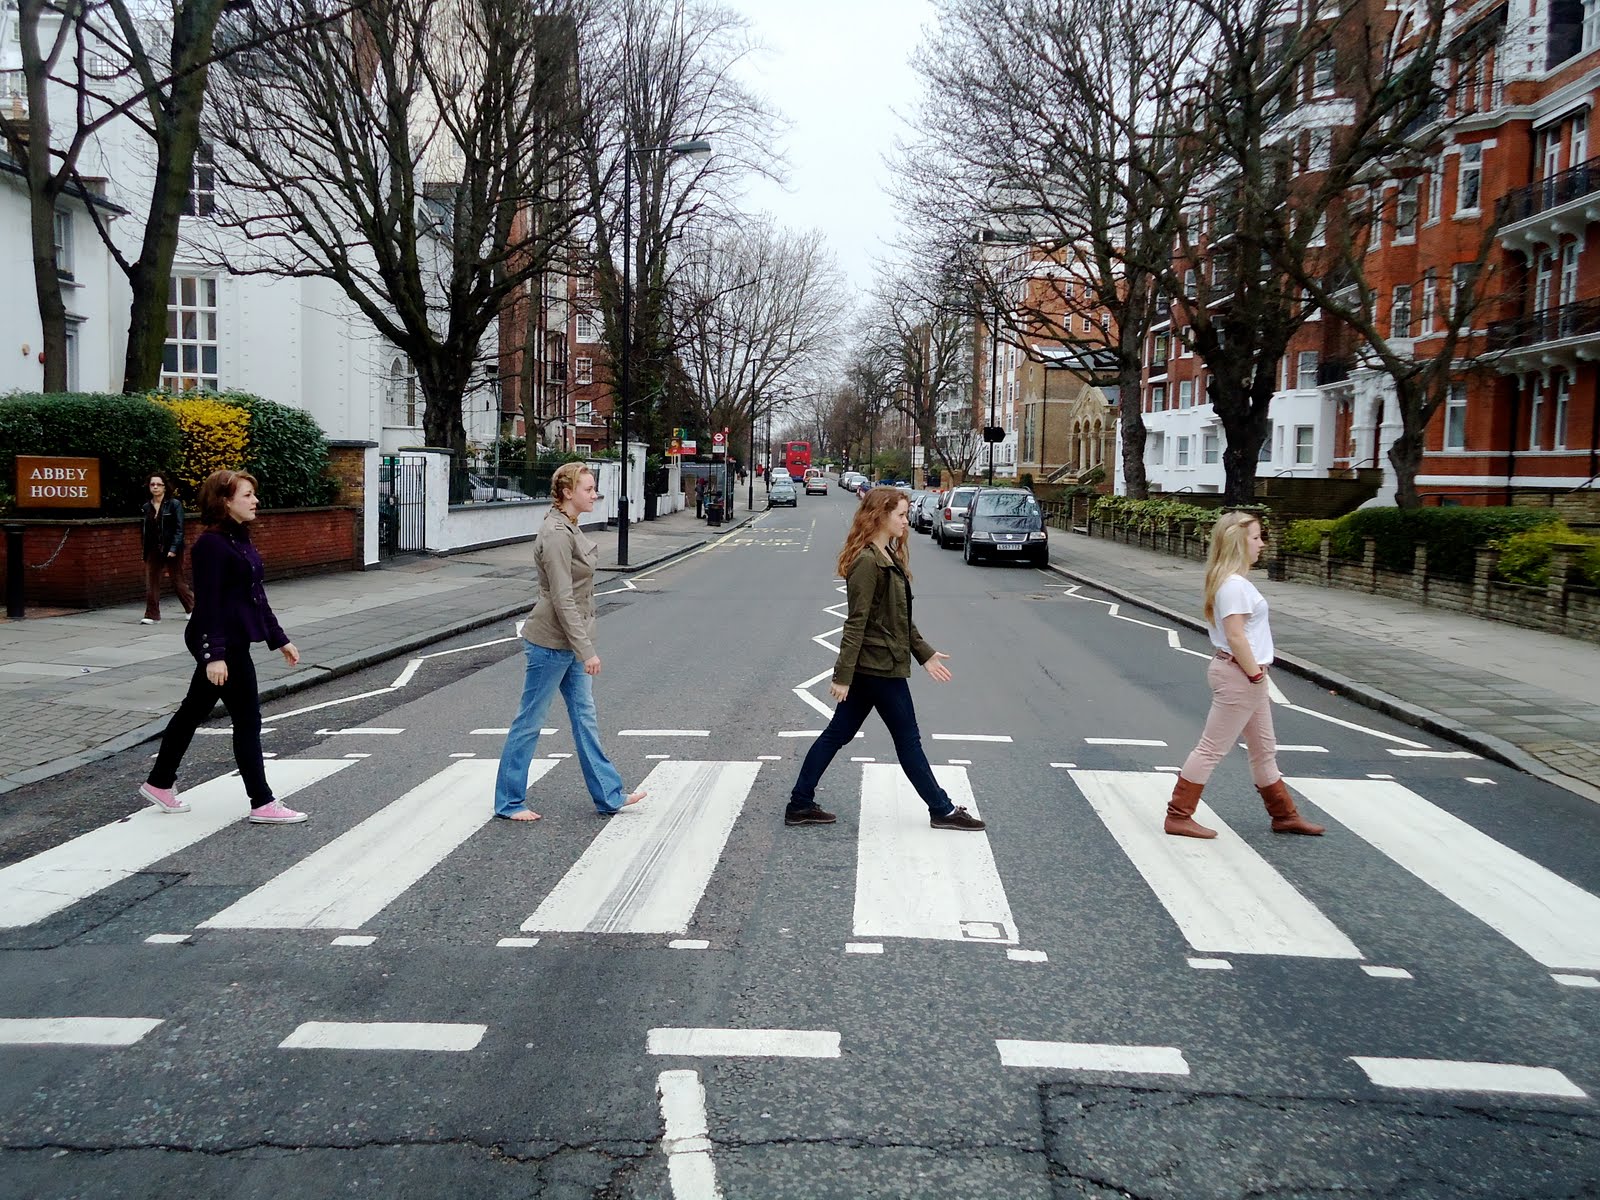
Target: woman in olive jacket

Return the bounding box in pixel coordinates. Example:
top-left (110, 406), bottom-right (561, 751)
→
top-left (139, 471), bottom-right (194, 623)
top-left (785, 486), bottom-right (985, 830)
top-left (492, 462), bottom-right (646, 821)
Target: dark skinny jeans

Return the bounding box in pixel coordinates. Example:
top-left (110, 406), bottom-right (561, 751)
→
top-left (788, 673), bottom-right (955, 817)
top-left (148, 636), bottom-right (273, 807)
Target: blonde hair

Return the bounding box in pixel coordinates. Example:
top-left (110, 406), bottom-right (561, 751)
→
top-left (551, 462), bottom-right (592, 505)
top-left (1203, 511), bottom-right (1261, 623)
top-left (836, 487), bottom-right (913, 580)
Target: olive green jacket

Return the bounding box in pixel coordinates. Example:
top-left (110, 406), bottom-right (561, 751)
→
top-left (833, 544), bottom-right (935, 686)
top-left (522, 509), bottom-right (598, 661)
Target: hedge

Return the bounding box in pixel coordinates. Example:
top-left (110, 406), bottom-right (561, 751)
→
top-left (1324, 506), bottom-right (1562, 580)
top-left (1092, 495), bottom-right (1221, 531)
top-left (0, 393), bottom-right (182, 516)
top-left (1494, 524), bottom-right (1600, 589)
top-left (1281, 518), bottom-right (1337, 555)
top-left (157, 396), bottom-right (251, 502)
top-left (207, 391), bottom-right (338, 509)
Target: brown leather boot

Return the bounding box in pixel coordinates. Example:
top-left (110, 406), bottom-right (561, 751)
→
top-left (1258, 779), bottom-right (1325, 835)
top-left (1164, 776), bottom-right (1217, 839)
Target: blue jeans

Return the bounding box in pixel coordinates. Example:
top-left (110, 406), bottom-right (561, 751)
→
top-left (493, 641), bottom-right (629, 816)
top-left (788, 674), bottom-right (955, 817)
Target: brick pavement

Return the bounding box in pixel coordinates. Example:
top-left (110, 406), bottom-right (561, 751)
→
top-left (0, 504), bottom-right (745, 793)
top-left (1046, 530), bottom-right (1600, 804)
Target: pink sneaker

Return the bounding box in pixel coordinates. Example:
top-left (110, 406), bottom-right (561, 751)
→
top-left (247, 801), bottom-right (307, 824)
top-left (139, 783), bottom-right (189, 813)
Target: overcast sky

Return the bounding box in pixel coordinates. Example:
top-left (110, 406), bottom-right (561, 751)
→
top-left (722, 0), bottom-right (936, 299)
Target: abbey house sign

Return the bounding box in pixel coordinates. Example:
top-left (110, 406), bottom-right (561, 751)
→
top-left (15, 456), bottom-right (101, 509)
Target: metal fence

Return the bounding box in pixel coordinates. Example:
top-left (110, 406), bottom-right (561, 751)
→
top-left (448, 465), bottom-right (557, 506)
top-left (378, 455), bottom-right (426, 558)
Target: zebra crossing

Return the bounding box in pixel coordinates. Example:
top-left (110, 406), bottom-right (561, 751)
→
top-left (1, 752), bottom-right (1598, 991)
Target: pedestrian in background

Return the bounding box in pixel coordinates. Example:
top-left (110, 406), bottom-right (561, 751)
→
top-left (139, 471), bottom-right (193, 624)
top-left (1165, 510), bottom-right (1324, 840)
top-left (785, 486), bottom-right (985, 830)
top-left (140, 470), bottom-right (306, 824)
top-left (493, 462), bottom-right (646, 822)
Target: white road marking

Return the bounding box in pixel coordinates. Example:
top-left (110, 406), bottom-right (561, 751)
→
top-left (1050, 763), bottom-right (1077, 769)
top-left (260, 753), bottom-right (278, 759)
top-left (1387, 749), bottom-right (1479, 760)
top-left (470, 727), bottom-right (559, 736)
top-left (314, 727), bottom-right (405, 736)
top-left (196, 727), bottom-right (276, 736)
top-left (618, 730), bottom-right (711, 738)
top-left (1553, 974), bottom-right (1600, 988)
top-left (449, 752), bottom-right (476, 758)
top-left (930, 734), bottom-right (1014, 743)
top-left (0, 760), bottom-right (354, 929)
top-left (845, 942), bottom-right (884, 955)
top-left (947, 759), bottom-right (972, 765)
top-left (812, 628), bottom-right (843, 653)
top-left (548, 753), bottom-right (572, 759)
top-left (757, 755), bottom-right (782, 761)
top-left (1279, 704), bottom-right (1431, 748)
top-left (143, 933), bottom-right (190, 944)
top-left (1361, 965), bottom-right (1414, 979)
top-left (1350, 1056), bottom-right (1586, 1099)
top-left (0, 1017), bottom-right (163, 1047)
top-left (1287, 776), bottom-right (1600, 970)
top-left (330, 935), bottom-right (374, 947)
top-left (1085, 738), bottom-right (1168, 747)
top-left (271, 689), bottom-right (398, 720)
top-left (996, 1040), bottom-right (1190, 1076)
top-left (497, 937), bottom-right (540, 948)
top-left (1266, 676), bottom-right (1290, 705)
top-left (1367, 773), bottom-right (1394, 779)
top-left (200, 761), bottom-right (539, 931)
top-left (344, 753), bottom-right (371, 759)
top-left (657, 1070), bottom-right (723, 1200)
top-left (1245, 744), bottom-right (1328, 753)
top-left (793, 689), bottom-right (835, 719)
top-left (647, 754), bottom-right (672, 760)
top-left (1007, 949), bottom-right (1048, 963)
top-left (669, 939), bottom-right (710, 950)
top-left (1187, 957), bottom-right (1232, 970)
top-left (1466, 777), bottom-right (1497, 785)
top-left (648, 1028), bottom-right (841, 1059)
top-left (798, 668), bottom-right (834, 688)
top-left (390, 659), bottom-right (423, 688)
top-left (850, 756), bottom-right (875, 763)
top-left (279, 1021), bottom-right (486, 1053)
top-left (1071, 770), bottom-right (1362, 960)
top-left (778, 730), bottom-right (862, 739)
top-left (524, 761), bottom-right (760, 934)
top-left (854, 764), bottom-right (1017, 945)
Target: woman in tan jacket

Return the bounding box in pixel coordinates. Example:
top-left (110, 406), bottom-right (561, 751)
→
top-left (493, 463), bottom-right (645, 821)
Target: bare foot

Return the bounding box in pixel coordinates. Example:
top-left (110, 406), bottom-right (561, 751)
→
top-left (623, 790), bottom-right (647, 807)
top-left (506, 810), bottom-right (542, 822)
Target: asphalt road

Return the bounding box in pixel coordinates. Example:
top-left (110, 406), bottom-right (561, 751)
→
top-left (1, 485), bottom-right (1597, 1199)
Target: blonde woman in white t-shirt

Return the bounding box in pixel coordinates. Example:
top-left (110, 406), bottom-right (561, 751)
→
top-left (1165, 511), bottom-right (1325, 839)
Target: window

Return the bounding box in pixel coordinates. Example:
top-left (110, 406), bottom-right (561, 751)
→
top-left (575, 356), bottom-right (593, 385)
top-left (575, 442), bottom-right (592, 456)
top-left (1184, 268), bottom-right (1197, 297)
top-left (1308, 212), bottom-right (1326, 246)
top-left (576, 396), bottom-right (594, 424)
top-left (1100, 312), bottom-right (1111, 331)
top-left (1313, 48), bottom-right (1336, 95)
top-left (1391, 285), bottom-right (1412, 338)
top-left (1150, 384), bottom-right (1167, 412)
top-left (385, 358), bottom-right (418, 426)
top-left (1152, 332), bottom-right (1169, 368)
top-left (1452, 263), bottom-right (1478, 320)
top-left (575, 274), bottom-right (595, 300)
top-left (1427, 156), bottom-right (1444, 224)
top-left (1294, 425), bottom-right (1315, 465)
top-left (181, 141), bottom-right (215, 217)
top-left (1444, 383), bottom-right (1467, 449)
top-left (53, 209), bottom-right (74, 280)
top-left (1421, 268), bottom-right (1438, 329)
top-left (1146, 432), bottom-right (1165, 464)
top-left (1556, 374), bottom-right (1571, 448)
top-left (1529, 381), bottom-right (1546, 450)
top-left (1574, 113), bottom-right (1590, 169)
top-left (1080, 315), bottom-right (1092, 333)
top-left (1258, 430), bottom-right (1273, 463)
top-left (1561, 239), bottom-right (1581, 309)
top-left (63, 320), bottom-right (79, 392)
top-left (161, 274), bottom-right (220, 392)
top-left (1179, 379), bottom-right (1194, 408)
top-left (1203, 429), bottom-right (1220, 464)
top-left (574, 312), bottom-right (598, 342)
top-left (1308, 129), bottom-right (1331, 171)
top-left (1456, 143), bottom-right (1482, 212)
top-left (1394, 178), bottom-right (1417, 240)
top-left (1296, 350), bottom-right (1319, 389)
top-left (1585, 0), bottom-right (1600, 54)
top-left (1301, 288), bottom-right (1320, 321)
top-left (1176, 435), bottom-right (1190, 466)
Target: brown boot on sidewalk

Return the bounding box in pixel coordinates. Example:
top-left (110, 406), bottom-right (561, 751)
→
top-left (1258, 779), bottom-right (1325, 835)
top-left (1164, 776), bottom-right (1217, 839)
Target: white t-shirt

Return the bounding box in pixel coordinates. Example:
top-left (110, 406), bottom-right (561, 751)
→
top-left (1208, 574), bottom-right (1273, 664)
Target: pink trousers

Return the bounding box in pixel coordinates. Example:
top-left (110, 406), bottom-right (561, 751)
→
top-left (1179, 656), bottom-right (1281, 787)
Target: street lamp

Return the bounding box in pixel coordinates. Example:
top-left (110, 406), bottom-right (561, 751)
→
top-left (975, 226), bottom-right (1030, 487)
top-left (618, 136), bottom-right (711, 566)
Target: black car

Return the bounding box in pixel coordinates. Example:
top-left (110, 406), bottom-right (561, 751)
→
top-left (768, 480), bottom-right (798, 507)
top-left (962, 488), bottom-right (1048, 566)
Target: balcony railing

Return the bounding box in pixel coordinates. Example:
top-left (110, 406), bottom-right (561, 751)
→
top-left (1498, 155), bottom-right (1600, 226)
top-left (1487, 297), bottom-right (1600, 352)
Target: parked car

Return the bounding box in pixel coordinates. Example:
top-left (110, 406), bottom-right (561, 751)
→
top-left (932, 485), bottom-right (981, 548)
top-left (905, 489), bottom-right (927, 523)
top-left (962, 487), bottom-right (1048, 566)
top-left (854, 478), bottom-right (874, 498)
top-left (839, 471), bottom-right (866, 492)
top-left (804, 468), bottom-right (828, 495)
top-left (912, 490), bottom-right (942, 533)
top-left (467, 473), bottom-right (533, 502)
top-left (768, 480), bottom-right (798, 507)
top-left (769, 467), bottom-right (793, 487)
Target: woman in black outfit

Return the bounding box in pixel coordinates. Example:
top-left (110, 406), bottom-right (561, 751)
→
top-left (140, 470), bottom-right (306, 824)
top-left (139, 471), bottom-right (193, 624)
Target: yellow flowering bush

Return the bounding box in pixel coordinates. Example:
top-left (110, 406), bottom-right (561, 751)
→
top-left (155, 395), bottom-right (250, 500)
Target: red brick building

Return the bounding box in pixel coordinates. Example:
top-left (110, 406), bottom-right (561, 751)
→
top-left (497, 258), bottom-right (614, 455)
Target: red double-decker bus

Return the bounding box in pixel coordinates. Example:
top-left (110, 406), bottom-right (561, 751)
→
top-left (779, 441), bottom-right (811, 477)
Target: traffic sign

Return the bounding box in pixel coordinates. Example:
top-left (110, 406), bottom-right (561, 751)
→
top-left (712, 431), bottom-right (727, 456)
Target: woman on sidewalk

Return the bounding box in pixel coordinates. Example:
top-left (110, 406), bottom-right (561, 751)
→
top-left (140, 470), bottom-right (306, 824)
top-left (493, 462), bottom-right (646, 822)
top-left (139, 471), bottom-right (194, 624)
top-left (1165, 510), bottom-right (1323, 840)
top-left (785, 487), bottom-right (985, 831)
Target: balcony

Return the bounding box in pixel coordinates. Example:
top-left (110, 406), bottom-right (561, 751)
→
top-left (1497, 156), bottom-right (1600, 256)
top-left (1486, 297), bottom-right (1600, 374)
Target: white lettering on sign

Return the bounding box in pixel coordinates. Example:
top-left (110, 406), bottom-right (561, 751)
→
top-left (27, 467), bottom-right (91, 482)
top-left (29, 485), bottom-right (91, 499)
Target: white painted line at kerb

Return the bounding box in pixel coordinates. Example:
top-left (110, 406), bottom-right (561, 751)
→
top-left (279, 1021), bottom-right (486, 1052)
top-left (997, 1040), bottom-right (1190, 1076)
top-left (1351, 1056), bottom-right (1586, 1099)
top-left (1288, 776), bottom-right (1600, 970)
top-left (0, 1017), bottom-right (164, 1047)
top-left (930, 734), bottom-right (1015, 744)
top-left (658, 1069), bottom-right (723, 1200)
top-left (648, 1028), bottom-right (841, 1059)
top-left (1085, 738), bottom-right (1168, 747)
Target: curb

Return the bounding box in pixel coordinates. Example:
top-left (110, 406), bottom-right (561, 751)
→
top-left (1041, 559), bottom-right (1600, 807)
top-left (0, 523), bottom-right (738, 797)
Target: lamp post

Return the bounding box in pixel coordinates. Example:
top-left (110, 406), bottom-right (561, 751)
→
top-left (988, 294), bottom-right (999, 486)
top-left (618, 136), bottom-right (711, 565)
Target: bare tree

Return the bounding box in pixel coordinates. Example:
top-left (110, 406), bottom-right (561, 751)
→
top-left (204, 0), bottom-right (584, 456)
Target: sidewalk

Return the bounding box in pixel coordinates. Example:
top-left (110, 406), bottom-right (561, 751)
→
top-left (0, 503), bottom-right (750, 794)
top-left (1047, 530), bottom-right (1600, 804)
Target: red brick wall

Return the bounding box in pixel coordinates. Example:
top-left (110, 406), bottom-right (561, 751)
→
top-left (1, 507), bottom-right (358, 610)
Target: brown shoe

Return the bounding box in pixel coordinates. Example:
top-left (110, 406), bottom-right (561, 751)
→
top-left (930, 805), bottom-right (986, 831)
top-left (1164, 776), bottom-right (1217, 839)
top-left (1258, 779), bottom-right (1325, 836)
top-left (785, 805), bottom-right (837, 826)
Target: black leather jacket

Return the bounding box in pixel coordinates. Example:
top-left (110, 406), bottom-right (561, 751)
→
top-left (141, 497), bottom-right (185, 559)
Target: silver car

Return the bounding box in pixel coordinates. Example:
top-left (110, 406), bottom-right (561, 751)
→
top-left (933, 485), bottom-right (980, 548)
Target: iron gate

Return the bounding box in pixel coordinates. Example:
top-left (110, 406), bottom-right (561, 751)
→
top-left (378, 455), bottom-right (426, 557)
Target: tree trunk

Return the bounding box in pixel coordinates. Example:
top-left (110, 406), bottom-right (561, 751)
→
top-left (1388, 424), bottom-right (1426, 509)
top-left (29, 187), bottom-right (68, 393)
top-left (1117, 355), bottom-right (1148, 499)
